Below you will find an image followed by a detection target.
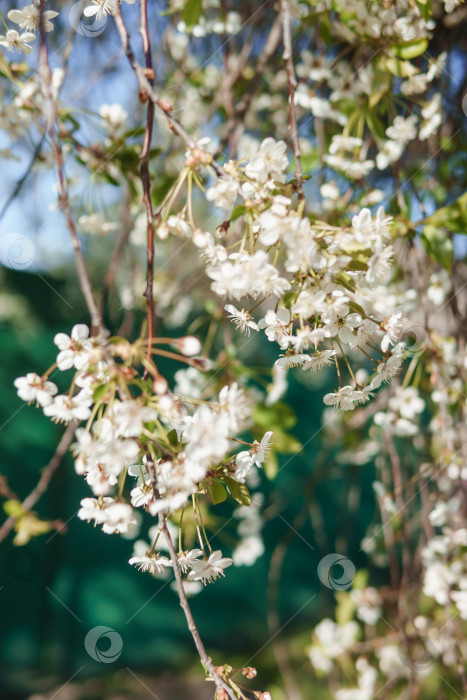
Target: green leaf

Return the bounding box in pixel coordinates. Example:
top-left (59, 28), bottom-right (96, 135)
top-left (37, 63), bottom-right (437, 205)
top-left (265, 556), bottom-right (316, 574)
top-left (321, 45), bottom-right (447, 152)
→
top-left (264, 450), bottom-right (278, 479)
top-left (281, 291), bottom-right (298, 309)
top-left (182, 0), bottom-right (202, 26)
top-left (167, 429), bottom-right (179, 447)
top-left (391, 38), bottom-right (429, 60)
top-left (348, 301), bottom-right (367, 318)
top-left (206, 479), bottom-right (227, 505)
top-left (384, 57), bottom-right (418, 78)
top-left (272, 431), bottom-right (302, 455)
top-left (421, 226), bottom-right (453, 271)
top-left (222, 476), bottom-right (251, 506)
top-left (230, 205), bottom-right (247, 221)
top-left (335, 272), bottom-right (356, 293)
top-left (92, 382), bottom-right (112, 402)
top-left (416, 0), bottom-right (431, 22)
top-left (252, 402), bottom-right (297, 431)
top-left (424, 192), bottom-right (467, 233)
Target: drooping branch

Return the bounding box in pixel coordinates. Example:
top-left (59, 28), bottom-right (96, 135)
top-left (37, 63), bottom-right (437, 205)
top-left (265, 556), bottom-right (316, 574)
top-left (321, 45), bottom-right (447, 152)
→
top-left (280, 0), bottom-right (304, 200)
top-left (139, 0), bottom-right (157, 361)
top-left (145, 459), bottom-right (237, 700)
top-left (112, 7), bottom-right (223, 176)
top-left (38, 1), bottom-right (105, 337)
top-left (0, 421), bottom-right (77, 544)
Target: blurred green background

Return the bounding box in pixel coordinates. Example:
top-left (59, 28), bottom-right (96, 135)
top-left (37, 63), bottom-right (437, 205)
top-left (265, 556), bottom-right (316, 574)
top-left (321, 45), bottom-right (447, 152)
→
top-left (0, 265), bottom-right (378, 700)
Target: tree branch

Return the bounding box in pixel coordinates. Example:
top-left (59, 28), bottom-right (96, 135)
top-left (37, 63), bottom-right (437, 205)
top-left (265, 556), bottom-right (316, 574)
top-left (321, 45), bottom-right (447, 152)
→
top-left (38, 2), bottom-right (105, 337)
top-left (139, 0), bottom-right (157, 364)
top-left (280, 0), bottom-right (304, 200)
top-left (145, 459), bottom-right (237, 700)
top-left (0, 421), bottom-right (77, 544)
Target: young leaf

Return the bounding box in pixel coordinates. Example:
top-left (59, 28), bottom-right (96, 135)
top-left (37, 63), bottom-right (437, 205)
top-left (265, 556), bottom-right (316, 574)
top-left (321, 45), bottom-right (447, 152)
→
top-left (182, 0), bottom-right (202, 26)
top-left (222, 476), bottom-right (251, 506)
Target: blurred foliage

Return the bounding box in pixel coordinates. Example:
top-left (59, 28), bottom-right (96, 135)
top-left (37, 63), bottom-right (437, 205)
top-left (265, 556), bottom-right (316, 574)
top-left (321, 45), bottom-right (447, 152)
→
top-left (0, 266), bottom-right (378, 699)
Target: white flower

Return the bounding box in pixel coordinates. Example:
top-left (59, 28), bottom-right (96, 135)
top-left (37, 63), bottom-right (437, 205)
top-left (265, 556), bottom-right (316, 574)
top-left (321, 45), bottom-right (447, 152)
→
top-left (259, 308), bottom-right (291, 349)
top-left (78, 496), bottom-right (112, 524)
top-left (376, 140), bottom-right (404, 170)
top-left (14, 373), bottom-right (58, 407)
top-left (245, 137), bottom-right (288, 182)
top-left (129, 551), bottom-right (172, 574)
top-left (110, 400), bottom-right (157, 438)
top-left (324, 312), bottom-right (362, 344)
top-left (370, 345), bottom-right (405, 388)
top-left (100, 103), bottom-right (128, 132)
top-left (388, 387), bottom-right (425, 420)
top-left (8, 6), bottom-right (58, 33)
top-left (218, 382), bottom-right (249, 433)
top-left (380, 312), bottom-right (405, 353)
top-left (323, 385), bottom-right (360, 411)
top-left (275, 354), bottom-right (311, 369)
top-left (0, 29), bottom-right (36, 54)
top-left (451, 591), bottom-right (467, 619)
top-left (84, 0), bottom-right (118, 20)
top-left (187, 550), bottom-right (233, 583)
top-left (206, 178), bottom-right (238, 210)
top-left (182, 405), bottom-right (230, 466)
top-left (177, 548), bottom-right (203, 573)
top-left (43, 391), bottom-right (92, 423)
top-left (102, 502), bottom-right (138, 535)
top-left (78, 213), bottom-right (118, 236)
top-left (225, 304), bottom-right (259, 334)
top-left (385, 115), bottom-right (418, 144)
top-left (54, 324), bottom-right (92, 371)
top-left (252, 431), bottom-right (273, 466)
top-left (233, 536), bottom-right (264, 566)
top-left (302, 350), bottom-right (336, 372)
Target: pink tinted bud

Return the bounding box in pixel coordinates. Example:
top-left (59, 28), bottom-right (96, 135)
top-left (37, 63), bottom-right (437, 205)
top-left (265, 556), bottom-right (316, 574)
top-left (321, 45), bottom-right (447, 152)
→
top-left (241, 667), bottom-right (257, 679)
top-left (153, 375), bottom-right (168, 395)
top-left (216, 691), bottom-right (228, 700)
top-left (172, 336), bottom-right (202, 356)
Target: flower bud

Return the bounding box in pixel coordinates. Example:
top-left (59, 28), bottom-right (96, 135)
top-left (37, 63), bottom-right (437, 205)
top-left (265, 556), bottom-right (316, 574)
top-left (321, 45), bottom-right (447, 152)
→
top-left (172, 336), bottom-right (202, 356)
top-left (241, 666), bottom-right (257, 679)
top-left (153, 375), bottom-right (168, 395)
top-left (157, 223), bottom-right (169, 240)
top-left (216, 690), bottom-right (228, 700)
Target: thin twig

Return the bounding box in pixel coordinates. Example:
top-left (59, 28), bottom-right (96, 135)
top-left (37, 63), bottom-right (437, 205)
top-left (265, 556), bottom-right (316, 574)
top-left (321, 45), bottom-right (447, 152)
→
top-left (38, 2), bottom-right (104, 337)
top-left (145, 459), bottom-right (237, 700)
top-left (280, 0), bottom-right (304, 200)
top-left (112, 7), bottom-right (222, 177)
top-left (139, 0), bottom-right (156, 366)
top-left (0, 421), bottom-right (77, 543)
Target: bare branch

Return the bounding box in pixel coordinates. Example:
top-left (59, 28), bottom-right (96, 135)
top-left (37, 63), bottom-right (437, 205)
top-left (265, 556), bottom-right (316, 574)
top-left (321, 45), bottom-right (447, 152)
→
top-left (280, 0), bottom-right (304, 200)
top-left (38, 2), bottom-right (105, 337)
top-left (145, 459), bottom-right (237, 700)
top-left (0, 421), bottom-right (77, 544)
